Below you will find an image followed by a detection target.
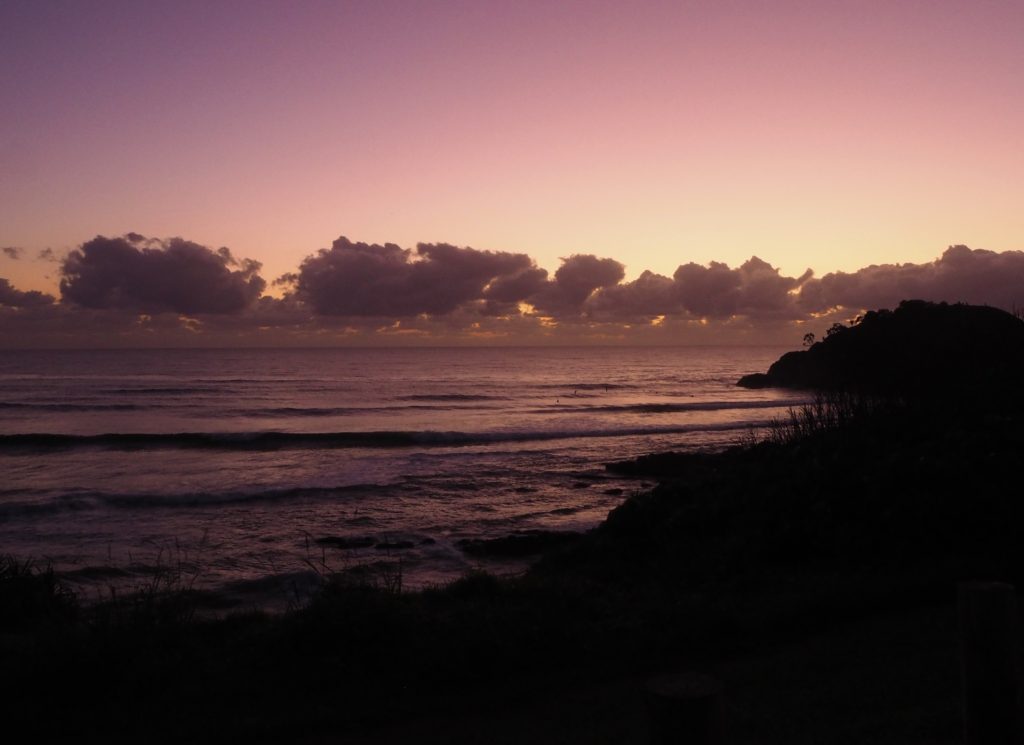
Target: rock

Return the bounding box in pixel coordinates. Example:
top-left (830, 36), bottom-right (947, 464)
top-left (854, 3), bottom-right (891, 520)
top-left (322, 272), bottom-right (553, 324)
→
top-left (457, 530), bottom-right (582, 558)
top-left (315, 536), bottom-right (375, 550)
top-left (736, 373), bottom-right (771, 389)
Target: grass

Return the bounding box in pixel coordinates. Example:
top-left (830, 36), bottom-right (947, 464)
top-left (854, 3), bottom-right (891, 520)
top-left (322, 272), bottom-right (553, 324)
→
top-left (0, 554), bottom-right (78, 631)
top-left (762, 390), bottom-right (888, 445)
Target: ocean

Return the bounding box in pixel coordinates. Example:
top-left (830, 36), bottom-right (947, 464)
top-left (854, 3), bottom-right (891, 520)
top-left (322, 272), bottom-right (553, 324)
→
top-left (0, 346), bottom-right (803, 609)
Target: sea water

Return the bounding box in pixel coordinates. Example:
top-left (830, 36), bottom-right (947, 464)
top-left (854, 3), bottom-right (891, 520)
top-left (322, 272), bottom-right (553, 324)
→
top-left (0, 346), bottom-right (802, 607)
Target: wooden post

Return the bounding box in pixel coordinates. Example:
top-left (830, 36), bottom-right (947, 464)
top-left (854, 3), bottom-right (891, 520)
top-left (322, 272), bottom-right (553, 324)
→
top-left (644, 672), bottom-right (725, 744)
top-left (959, 581), bottom-right (1020, 745)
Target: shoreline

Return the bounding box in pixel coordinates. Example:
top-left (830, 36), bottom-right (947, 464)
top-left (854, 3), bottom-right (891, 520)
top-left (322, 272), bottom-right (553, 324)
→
top-left (5, 392), bottom-right (1016, 743)
top-left (6, 303), bottom-right (1024, 741)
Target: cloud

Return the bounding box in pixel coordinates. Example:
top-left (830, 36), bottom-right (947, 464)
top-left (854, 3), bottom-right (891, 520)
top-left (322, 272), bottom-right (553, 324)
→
top-left (585, 270), bottom-right (678, 321)
top-left (797, 245), bottom-right (1024, 313)
top-left (37, 248), bottom-right (59, 262)
top-left (5, 232), bottom-right (1024, 348)
top-left (0, 291), bottom-right (329, 349)
top-left (297, 243), bottom-right (626, 321)
top-left (294, 236), bottom-right (538, 316)
top-left (483, 266), bottom-right (549, 303)
top-left (581, 256), bottom-right (810, 322)
top-left (673, 257), bottom-right (811, 319)
top-left (0, 278), bottom-right (55, 308)
top-left (553, 254), bottom-right (626, 304)
top-left (59, 234), bottom-right (266, 314)
top-left (530, 254), bottom-right (626, 315)
top-left (671, 261), bottom-right (743, 317)
top-left (2, 247), bottom-right (22, 260)
top-left (478, 266), bottom-right (549, 316)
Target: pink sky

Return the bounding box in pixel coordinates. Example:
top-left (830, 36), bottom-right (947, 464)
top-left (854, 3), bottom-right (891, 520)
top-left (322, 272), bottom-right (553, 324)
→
top-left (2, 0), bottom-right (1022, 296)
top-left (1, 1), bottom-right (1023, 350)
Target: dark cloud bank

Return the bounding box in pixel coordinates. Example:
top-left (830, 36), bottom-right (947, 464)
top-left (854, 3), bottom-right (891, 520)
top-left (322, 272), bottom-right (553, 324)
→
top-left (1, 234), bottom-right (1023, 347)
top-left (0, 279), bottom-right (54, 309)
top-left (61, 235), bottom-right (265, 314)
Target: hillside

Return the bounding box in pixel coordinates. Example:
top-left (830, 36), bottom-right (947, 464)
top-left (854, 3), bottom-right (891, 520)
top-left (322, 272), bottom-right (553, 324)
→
top-left (738, 300), bottom-right (1024, 399)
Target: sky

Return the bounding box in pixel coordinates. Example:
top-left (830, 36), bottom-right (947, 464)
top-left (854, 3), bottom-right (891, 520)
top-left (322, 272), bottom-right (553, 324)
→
top-left (1, 0), bottom-right (1023, 346)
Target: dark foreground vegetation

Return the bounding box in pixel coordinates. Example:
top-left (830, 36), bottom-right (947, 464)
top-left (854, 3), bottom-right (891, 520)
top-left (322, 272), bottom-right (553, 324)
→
top-left (4, 300), bottom-right (1024, 743)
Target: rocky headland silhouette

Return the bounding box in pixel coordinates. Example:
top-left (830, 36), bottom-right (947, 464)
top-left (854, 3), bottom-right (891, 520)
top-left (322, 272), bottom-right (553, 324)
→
top-left (738, 299), bottom-right (1024, 401)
